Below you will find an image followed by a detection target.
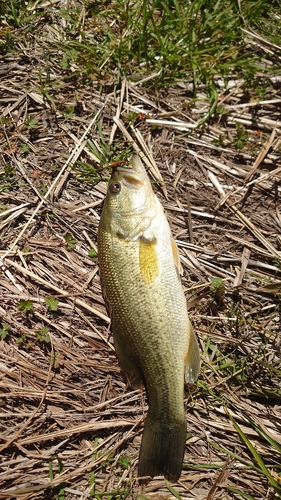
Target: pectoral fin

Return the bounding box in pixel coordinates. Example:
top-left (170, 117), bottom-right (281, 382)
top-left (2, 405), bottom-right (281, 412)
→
top-left (113, 327), bottom-right (144, 389)
top-left (184, 320), bottom-right (200, 383)
top-left (171, 237), bottom-right (183, 277)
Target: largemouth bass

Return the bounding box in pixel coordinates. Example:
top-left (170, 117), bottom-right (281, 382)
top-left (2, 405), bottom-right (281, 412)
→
top-left (98, 155), bottom-right (200, 481)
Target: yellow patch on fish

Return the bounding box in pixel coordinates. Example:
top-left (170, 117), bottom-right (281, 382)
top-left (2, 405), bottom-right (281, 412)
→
top-left (139, 238), bottom-right (159, 284)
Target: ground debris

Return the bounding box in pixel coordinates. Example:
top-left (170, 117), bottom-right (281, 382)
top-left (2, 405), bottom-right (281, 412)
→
top-left (0, 3), bottom-right (281, 498)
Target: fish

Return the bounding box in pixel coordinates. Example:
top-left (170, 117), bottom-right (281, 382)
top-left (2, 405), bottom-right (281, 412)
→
top-left (97, 155), bottom-right (200, 481)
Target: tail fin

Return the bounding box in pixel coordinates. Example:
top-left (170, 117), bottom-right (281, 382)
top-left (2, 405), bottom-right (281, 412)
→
top-left (138, 414), bottom-right (186, 481)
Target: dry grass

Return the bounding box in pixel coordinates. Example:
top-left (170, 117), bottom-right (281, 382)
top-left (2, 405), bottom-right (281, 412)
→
top-left (0, 2), bottom-right (281, 499)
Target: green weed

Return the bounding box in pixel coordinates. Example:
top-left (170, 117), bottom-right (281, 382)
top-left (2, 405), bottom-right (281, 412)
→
top-left (49, 164), bottom-right (62, 173)
top-left (0, 0), bottom-right (27, 28)
top-left (210, 277), bottom-right (225, 307)
top-left (64, 232), bottom-right (76, 250)
top-left (38, 69), bottom-right (57, 110)
top-left (233, 123), bottom-right (249, 150)
top-left (0, 322), bottom-right (11, 339)
top-left (45, 296), bottom-right (59, 312)
top-left (63, 105), bottom-right (75, 118)
top-left (89, 248), bottom-right (98, 260)
top-left (72, 160), bottom-right (100, 182)
top-left (49, 456), bottom-right (65, 500)
top-left (22, 246), bottom-right (31, 261)
top-left (118, 455), bottom-right (131, 470)
top-left (88, 439), bottom-right (126, 498)
top-left (21, 143), bottom-right (30, 153)
top-left (34, 326), bottom-right (50, 343)
top-left (0, 164), bottom-right (26, 193)
top-left (16, 333), bottom-right (26, 344)
top-left (51, 351), bottom-right (62, 369)
top-left (17, 299), bottom-right (33, 312)
top-left (25, 116), bottom-right (38, 130)
top-left (2, 165), bottom-right (16, 178)
top-left (39, 182), bottom-right (48, 196)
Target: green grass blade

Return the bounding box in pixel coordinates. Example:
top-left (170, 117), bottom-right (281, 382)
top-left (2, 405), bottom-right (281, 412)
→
top-left (164, 479), bottom-right (182, 499)
top-left (208, 440), bottom-right (262, 473)
top-left (229, 413), bottom-right (281, 495)
top-left (244, 415), bottom-right (281, 454)
top-left (226, 487), bottom-right (256, 500)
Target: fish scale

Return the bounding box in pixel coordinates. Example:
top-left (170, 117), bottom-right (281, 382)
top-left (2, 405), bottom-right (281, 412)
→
top-left (98, 155), bottom-right (200, 481)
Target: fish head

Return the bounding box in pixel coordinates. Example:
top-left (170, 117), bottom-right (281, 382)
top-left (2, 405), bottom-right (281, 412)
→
top-left (102, 156), bottom-right (158, 240)
top-left (107, 156), bottom-right (154, 214)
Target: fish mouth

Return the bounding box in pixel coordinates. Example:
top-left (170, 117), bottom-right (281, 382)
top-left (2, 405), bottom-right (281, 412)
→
top-left (113, 155), bottom-right (145, 189)
top-left (130, 155), bottom-right (145, 172)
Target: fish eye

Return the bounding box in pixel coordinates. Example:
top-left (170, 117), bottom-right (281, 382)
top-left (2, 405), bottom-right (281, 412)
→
top-left (110, 182), bottom-right (121, 193)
